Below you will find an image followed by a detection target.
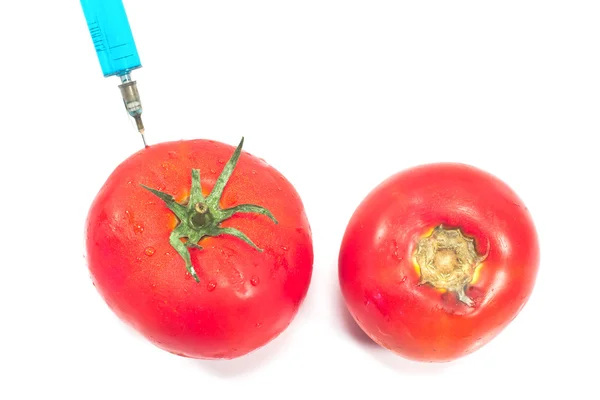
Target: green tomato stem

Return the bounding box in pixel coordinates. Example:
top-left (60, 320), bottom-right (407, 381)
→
top-left (141, 137), bottom-right (278, 282)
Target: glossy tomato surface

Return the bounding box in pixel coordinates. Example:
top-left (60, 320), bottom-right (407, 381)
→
top-left (339, 163), bottom-right (539, 362)
top-left (86, 139), bottom-right (313, 359)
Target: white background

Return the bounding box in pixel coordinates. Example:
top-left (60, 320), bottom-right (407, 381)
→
top-left (1, 1), bottom-right (598, 399)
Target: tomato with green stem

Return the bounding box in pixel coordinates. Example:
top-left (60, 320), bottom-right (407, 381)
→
top-left (338, 163), bottom-right (539, 362)
top-left (86, 138), bottom-right (313, 359)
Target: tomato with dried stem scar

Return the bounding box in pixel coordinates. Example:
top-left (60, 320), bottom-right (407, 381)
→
top-left (86, 138), bottom-right (313, 359)
top-left (338, 163), bottom-right (539, 362)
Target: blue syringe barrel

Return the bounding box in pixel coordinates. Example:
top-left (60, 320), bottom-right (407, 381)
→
top-left (80, 0), bottom-right (142, 77)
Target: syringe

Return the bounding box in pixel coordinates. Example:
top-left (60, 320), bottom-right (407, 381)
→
top-left (80, 0), bottom-right (147, 147)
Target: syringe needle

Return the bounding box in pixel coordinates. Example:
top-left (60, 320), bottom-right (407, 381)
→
top-left (133, 114), bottom-right (148, 148)
top-left (121, 79), bottom-right (147, 148)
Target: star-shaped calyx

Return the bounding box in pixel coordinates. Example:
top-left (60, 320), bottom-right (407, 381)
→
top-left (141, 138), bottom-right (278, 282)
top-left (414, 225), bottom-right (489, 306)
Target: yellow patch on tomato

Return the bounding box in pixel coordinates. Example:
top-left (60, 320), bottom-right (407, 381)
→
top-left (470, 262), bottom-right (485, 285)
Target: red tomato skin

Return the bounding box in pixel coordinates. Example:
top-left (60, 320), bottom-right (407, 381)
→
top-left (85, 139), bottom-right (313, 359)
top-left (339, 163), bottom-right (539, 362)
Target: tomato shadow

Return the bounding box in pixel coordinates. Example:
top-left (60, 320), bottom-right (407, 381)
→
top-left (337, 293), bottom-right (381, 347)
top-left (192, 329), bottom-right (292, 378)
top-left (367, 348), bottom-right (451, 375)
top-left (336, 293), bottom-right (450, 375)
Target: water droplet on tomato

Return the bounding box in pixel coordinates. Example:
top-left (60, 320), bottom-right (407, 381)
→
top-left (168, 151), bottom-right (177, 159)
top-left (277, 187), bottom-right (282, 191)
top-left (281, 246), bottom-right (288, 251)
top-left (255, 322), bottom-right (262, 328)
top-left (134, 224), bottom-right (144, 234)
top-left (217, 159), bottom-right (225, 164)
top-left (165, 252), bottom-right (171, 256)
top-left (250, 276), bottom-right (260, 286)
top-left (127, 180), bottom-right (132, 185)
top-left (251, 169), bottom-right (257, 175)
top-left (145, 247), bottom-right (155, 256)
top-left (125, 210), bottom-right (134, 223)
top-left (391, 240), bottom-right (403, 261)
top-left (161, 162), bottom-right (170, 170)
top-left (210, 168), bottom-right (216, 174)
top-left (207, 281), bottom-right (217, 292)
